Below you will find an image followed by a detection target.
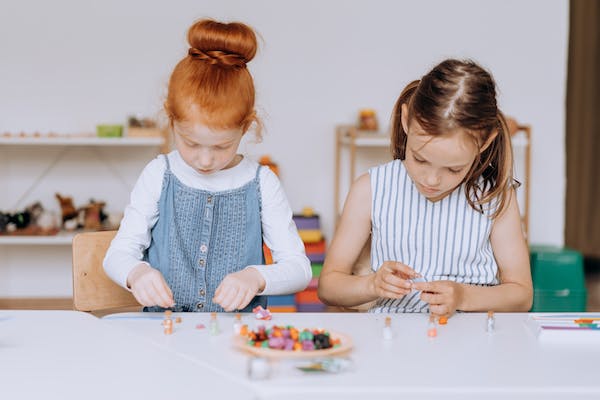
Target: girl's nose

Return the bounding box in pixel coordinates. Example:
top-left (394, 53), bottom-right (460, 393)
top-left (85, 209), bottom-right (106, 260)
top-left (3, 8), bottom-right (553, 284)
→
top-left (425, 172), bottom-right (441, 187)
top-left (198, 149), bottom-right (213, 168)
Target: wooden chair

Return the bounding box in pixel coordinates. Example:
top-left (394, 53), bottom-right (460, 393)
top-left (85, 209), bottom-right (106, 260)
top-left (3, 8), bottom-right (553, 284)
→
top-left (72, 230), bottom-right (140, 313)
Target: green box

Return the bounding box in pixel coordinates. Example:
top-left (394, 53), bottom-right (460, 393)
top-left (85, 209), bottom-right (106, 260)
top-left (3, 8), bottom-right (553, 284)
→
top-left (97, 124), bottom-right (123, 137)
top-left (533, 289), bottom-right (587, 312)
top-left (529, 245), bottom-right (587, 312)
top-left (311, 263), bottom-right (323, 278)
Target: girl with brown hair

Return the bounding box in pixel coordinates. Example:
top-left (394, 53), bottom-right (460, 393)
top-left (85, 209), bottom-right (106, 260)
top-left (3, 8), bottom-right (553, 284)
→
top-left (319, 59), bottom-right (532, 317)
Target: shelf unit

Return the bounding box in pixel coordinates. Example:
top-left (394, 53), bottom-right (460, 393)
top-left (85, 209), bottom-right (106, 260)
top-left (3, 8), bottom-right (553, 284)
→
top-left (0, 232), bottom-right (75, 245)
top-left (334, 124), bottom-right (531, 236)
top-left (0, 135), bottom-right (166, 246)
top-left (0, 136), bottom-right (165, 147)
top-left (334, 125), bottom-right (391, 226)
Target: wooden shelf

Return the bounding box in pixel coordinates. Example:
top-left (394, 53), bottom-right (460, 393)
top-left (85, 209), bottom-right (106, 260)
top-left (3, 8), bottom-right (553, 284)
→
top-left (0, 136), bottom-right (164, 146)
top-left (339, 132), bottom-right (390, 147)
top-left (0, 232), bottom-right (76, 245)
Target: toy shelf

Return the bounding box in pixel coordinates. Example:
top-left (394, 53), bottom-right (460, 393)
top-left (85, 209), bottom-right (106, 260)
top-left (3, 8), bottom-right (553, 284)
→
top-left (0, 134), bottom-right (168, 246)
top-left (0, 232), bottom-right (75, 245)
top-left (0, 136), bottom-right (165, 146)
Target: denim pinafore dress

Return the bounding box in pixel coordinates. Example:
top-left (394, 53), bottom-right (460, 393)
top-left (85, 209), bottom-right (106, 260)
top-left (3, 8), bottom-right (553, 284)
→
top-left (145, 155), bottom-right (267, 312)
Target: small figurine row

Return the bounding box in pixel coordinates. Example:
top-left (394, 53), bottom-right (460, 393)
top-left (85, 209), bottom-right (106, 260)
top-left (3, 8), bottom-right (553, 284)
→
top-left (0, 194), bottom-right (119, 234)
top-left (243, 325), bottom-right (341, 351)
top-left (0, 202), bottom-right (56, 234)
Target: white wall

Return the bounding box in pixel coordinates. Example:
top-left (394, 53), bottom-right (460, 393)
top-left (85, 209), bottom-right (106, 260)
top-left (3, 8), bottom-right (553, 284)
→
top-left (0, 0), bottom-right (568, 297)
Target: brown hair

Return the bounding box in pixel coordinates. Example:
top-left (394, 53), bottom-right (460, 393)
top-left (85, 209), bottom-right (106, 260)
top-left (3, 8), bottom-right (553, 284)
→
top-left (165, 19), bottom-right (261, 137)
top-left (390, 59), bottom-right (513, 218)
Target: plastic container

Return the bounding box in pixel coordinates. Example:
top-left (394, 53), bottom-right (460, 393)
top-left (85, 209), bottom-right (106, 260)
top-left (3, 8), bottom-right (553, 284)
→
top-left (529, 245), bottom-right (587, 312)
top-left (96, 124), bottom-right (123, 137)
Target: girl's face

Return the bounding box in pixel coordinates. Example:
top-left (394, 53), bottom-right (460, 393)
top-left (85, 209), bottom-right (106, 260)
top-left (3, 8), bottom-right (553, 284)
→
top-left (401, 109), bottom-right (478, 202)
top-left (173, 121), bottom-right (243, 175)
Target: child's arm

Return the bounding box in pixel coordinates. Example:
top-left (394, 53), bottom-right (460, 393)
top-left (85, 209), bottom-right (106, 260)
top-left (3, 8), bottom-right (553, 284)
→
top-left (213, 166), bottom-right (312, 311)
top-left (103, 156), bottom-right (174, 308)
top-left (318, 173), bottom-right (418, 307)
top-left (414, 189), bottom-right (533, 315)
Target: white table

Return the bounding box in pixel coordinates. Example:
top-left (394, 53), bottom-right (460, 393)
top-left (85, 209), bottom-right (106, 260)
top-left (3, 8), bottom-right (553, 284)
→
top-left (0, 310), bottom-right (251, 399)
top-left (103, 312), bottom-right (600, 400)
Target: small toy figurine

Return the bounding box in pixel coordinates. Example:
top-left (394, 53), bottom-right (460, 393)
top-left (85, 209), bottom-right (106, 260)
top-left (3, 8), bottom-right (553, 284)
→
top-left (55, 193), bottom-right (79, 229)
top-left (382, 316), bottom-right (393, 340)
top-left (252, 305), bottom-right (272, 320)
top-left (358, 108), bottom-right (379, 131)
top-left (10, 211), bottom-right (31, 229)
top-left (80, 199), bottom-right (107, 230)
top-left (233, 313), bottom-right (243, 335)
top-left (486, 311), bottom-right (495, 333)
top-left (209, 312), bottom-right (220, 336)
top-left (163, 310), bottom-right (173, 335)
top-left (427, 315), bottom-right (437, 338)
top-left (0, 212), bottom-right (10, 233)
top-left (26, 202), bottom-right (44, 227)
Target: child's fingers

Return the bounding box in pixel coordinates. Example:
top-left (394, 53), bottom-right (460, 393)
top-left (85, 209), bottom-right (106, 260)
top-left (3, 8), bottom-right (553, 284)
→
top-left (419, 291), bottom-right (444, 305)
top-left (387, 262), bottom-right (419, 279)
top-left (412, 281), bottom-right (442, 293)
top-left (429, 304), bottom-right (449, 316)
top-left (214, 286), bottom-right (239, 311)
top-left (382, 273), bottom-right (412, 290)
top-left (378, 282), bottom-right (411, 297)
top-left (139, 287), bottom-right (163, 307)
top-left (151, 279), bottom-right (174, 308)
top-left (213, 284), bottom-right (223, 303)
top-left (228, 289), bottom-right (250, 312)
top-left (132, 288), bottom-right (152, 306)
top-left (237, 290), bottom-right (255, 311)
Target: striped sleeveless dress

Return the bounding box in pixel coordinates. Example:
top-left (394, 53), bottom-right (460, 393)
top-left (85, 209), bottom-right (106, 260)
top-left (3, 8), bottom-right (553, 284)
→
top-left (369, 159), bottom-right (499, 313)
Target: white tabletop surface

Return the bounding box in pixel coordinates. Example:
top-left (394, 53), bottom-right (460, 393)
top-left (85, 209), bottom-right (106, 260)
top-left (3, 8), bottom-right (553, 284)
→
top-left (0, 310), bottom-right (251, 399)
top-left (103, 311), bottom-right (600, 400)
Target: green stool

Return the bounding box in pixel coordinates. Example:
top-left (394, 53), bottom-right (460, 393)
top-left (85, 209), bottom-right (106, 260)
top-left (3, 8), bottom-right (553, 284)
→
top-left (529, 245), bottom-right (587, 312)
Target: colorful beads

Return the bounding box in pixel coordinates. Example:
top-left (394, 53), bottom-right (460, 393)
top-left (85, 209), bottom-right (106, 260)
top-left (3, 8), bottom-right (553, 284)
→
top-left (244, 325), bottom-right (339, 351)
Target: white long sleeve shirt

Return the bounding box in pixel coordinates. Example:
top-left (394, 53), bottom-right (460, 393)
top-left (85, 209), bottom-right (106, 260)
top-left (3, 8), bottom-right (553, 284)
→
top-left (103, 151), bottom-right (311, 296)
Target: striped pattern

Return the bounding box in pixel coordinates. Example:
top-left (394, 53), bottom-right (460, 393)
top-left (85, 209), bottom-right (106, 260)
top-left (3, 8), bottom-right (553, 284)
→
top-left (369, 160), bottom-right (499, 313)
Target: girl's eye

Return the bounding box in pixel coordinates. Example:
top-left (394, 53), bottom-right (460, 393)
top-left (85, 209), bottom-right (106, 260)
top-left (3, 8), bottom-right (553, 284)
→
top-left (413, 155), bottom-right (426, 163)
top-left (448, 168), bottom-right (462, 174)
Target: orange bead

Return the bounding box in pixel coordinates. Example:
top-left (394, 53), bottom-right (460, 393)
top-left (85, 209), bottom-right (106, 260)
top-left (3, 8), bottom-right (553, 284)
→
top-left (293, 342), bottom-right (302, 351)
top-left (438, 316), bottom-right (448, 325)
top-left (427, 328), bottom-right (437, 338)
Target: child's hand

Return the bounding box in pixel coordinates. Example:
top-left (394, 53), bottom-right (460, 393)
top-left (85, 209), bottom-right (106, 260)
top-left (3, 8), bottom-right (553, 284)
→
top-left (370, 261), bottom-right (419, 299)
top-left (126, 263), bottom-right (175, 308)
top-left (213, 268), bottom-right (266, 312)
top-left (412, 280), bottom-right (464, 317)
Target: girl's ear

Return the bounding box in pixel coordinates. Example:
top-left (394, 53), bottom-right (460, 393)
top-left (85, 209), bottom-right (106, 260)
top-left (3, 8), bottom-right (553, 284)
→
top-left (480, 130), bottom-right (498, 153)
top-left (401, 103), bottom-right (409, 133)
